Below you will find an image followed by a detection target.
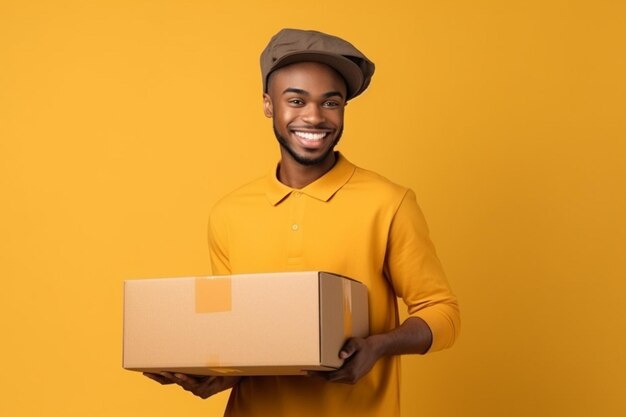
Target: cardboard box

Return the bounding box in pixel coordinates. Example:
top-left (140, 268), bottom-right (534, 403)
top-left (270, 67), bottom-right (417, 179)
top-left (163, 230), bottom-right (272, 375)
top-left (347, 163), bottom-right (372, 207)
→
top-left (123, 271), bottom-right (369, 376)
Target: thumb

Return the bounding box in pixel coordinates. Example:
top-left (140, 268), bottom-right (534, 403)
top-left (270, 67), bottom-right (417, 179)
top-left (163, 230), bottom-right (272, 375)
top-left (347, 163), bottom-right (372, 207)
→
top-left (339, 338), bottom-right (360, 359)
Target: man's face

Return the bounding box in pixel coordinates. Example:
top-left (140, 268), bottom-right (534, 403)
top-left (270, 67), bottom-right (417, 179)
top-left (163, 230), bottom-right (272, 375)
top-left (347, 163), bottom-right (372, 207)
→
top-left (263, 62), bottom-right (347, 167)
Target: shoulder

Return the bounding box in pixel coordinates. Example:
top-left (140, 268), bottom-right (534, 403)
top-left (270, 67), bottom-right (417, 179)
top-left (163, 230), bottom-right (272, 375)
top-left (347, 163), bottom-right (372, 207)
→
top-left (348, 164), bottom-right (411, 204)
top-left (210, 174), bottom-right (269, 219)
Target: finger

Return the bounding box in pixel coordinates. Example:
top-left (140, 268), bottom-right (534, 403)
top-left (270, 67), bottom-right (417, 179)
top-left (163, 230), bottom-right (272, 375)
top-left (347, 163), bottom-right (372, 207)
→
top-left (143, 372), bottom-right (175, 385)
top-left (323, 370), bottom-right (354, 384)
top-left (306, 371), bottom-right (329, 380)
top-left (326, 365), bottom-right (362, 384)
top-left (319, 356), bottom-right (364, 384)
top-left (197, 376), bottom-right (241, 399)
top-left (159, 371), bottom-right (175, 379)
top-left (173, 373), bottom-right (200, 384)
top-left (195, 378), bottom-right (221, 399)
top-left (157, 372), bottom-right (194, 390)
top-left (339, 338), bottom-right (361, 360)
top-left (314, 367), bottom-right (347, 381)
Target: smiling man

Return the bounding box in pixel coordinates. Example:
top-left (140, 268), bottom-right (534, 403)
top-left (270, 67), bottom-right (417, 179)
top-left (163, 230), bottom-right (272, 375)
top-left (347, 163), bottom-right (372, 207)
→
top-left (145, 28), bottom-right (460, 417)
top-left (266, 61), bottom-right (347, 188)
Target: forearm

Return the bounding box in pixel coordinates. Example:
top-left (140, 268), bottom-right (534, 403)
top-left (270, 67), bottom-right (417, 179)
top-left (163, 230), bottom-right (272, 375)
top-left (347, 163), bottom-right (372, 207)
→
top-left (369, 316), bottom-right (433, 357)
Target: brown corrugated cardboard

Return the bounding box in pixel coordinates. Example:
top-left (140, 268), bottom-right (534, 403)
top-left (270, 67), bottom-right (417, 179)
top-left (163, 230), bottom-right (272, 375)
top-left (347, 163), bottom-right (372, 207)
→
top-left (123, 271), bottom-right (369, 376)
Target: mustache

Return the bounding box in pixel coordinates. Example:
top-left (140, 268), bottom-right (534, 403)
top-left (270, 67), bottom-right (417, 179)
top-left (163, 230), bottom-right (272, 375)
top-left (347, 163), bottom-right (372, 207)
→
top-left (288, 124), bottom-right (334, 130)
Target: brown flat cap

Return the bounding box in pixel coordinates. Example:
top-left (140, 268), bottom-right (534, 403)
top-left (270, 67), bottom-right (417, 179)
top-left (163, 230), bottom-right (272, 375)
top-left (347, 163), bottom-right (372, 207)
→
top-left (260, 28), bottom-right (375, 100)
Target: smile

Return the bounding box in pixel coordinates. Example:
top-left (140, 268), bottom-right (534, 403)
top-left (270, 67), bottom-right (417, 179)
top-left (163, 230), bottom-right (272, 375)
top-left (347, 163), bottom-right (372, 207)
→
top-left (293, 131), bottom-right (329, 141)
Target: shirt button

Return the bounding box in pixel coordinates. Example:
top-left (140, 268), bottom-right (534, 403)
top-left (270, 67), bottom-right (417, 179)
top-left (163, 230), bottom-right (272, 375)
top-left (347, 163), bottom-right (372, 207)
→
top-left (294, 192), bottom-right (301, 197)
top-left (291, 224), bottom-right (299, 231)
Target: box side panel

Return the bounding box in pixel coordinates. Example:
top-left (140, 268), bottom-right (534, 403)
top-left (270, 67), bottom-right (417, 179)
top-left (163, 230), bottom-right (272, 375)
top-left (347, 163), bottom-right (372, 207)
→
top-left (318, 273), bottom-right (346, 369)
top-left (124, 278), bottom-right (224, 369)
top-left (123, 273), bottom-right (322, 372)
top-left (224, 272), bottom-right (320, 366)
top-left (319, 272), bottom-right (370, 368)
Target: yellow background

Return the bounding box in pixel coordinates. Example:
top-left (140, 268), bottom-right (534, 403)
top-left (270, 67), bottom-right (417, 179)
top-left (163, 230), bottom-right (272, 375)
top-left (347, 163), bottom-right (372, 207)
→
top-left (1, 1), bottom-right (624, 416)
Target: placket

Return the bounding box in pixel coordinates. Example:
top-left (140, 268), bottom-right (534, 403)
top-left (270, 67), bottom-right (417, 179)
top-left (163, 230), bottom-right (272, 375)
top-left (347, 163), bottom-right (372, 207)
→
top-left (286, 191), bottom-right (306, 266)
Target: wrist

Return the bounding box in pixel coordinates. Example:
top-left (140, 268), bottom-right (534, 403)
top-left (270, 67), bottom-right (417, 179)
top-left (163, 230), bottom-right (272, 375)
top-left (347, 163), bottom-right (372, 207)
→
top-left (367, 317), bottom-right (434, 357)
top-left (367, 333), bottom-right (392, 358)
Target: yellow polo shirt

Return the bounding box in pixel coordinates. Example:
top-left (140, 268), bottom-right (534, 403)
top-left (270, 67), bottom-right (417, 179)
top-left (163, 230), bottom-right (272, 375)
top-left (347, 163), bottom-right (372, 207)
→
top-left (208, 153), bottom-right (460, 417)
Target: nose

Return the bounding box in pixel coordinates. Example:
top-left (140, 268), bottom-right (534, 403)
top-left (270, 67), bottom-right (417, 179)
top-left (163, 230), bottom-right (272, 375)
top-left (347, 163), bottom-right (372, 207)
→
top-left (302, 103), bottom-right (326, 125)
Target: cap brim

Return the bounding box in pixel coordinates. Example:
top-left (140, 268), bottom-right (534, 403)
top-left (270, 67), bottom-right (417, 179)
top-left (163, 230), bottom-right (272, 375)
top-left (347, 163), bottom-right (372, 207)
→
top-left (268, 51), bottom-right (364, 100)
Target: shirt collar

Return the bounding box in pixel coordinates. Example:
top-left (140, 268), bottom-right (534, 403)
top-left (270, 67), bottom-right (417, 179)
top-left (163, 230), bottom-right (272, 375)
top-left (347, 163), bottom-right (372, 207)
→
top-left (265, 152), bottom-right (356, 205)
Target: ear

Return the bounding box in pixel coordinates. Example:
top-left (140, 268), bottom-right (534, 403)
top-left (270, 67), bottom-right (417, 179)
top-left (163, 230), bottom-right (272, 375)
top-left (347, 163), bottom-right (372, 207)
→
top-left (263, 93), bottom-right (273, 118)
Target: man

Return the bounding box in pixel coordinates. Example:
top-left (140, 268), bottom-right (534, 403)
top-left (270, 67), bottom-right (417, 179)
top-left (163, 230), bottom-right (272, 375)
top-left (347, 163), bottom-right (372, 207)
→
top-left (145, 28), bottom-right (460, 417)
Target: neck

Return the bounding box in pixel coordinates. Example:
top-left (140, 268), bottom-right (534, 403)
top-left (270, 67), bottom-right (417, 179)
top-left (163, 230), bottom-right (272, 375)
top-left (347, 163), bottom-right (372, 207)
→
top-left (277, 151), bottom-right (337, 189)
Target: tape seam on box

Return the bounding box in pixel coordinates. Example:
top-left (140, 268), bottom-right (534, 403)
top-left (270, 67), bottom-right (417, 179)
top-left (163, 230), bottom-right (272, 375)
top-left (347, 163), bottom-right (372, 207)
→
top-left (342, 280), bottom-right (353, 337)
top-left (195, 276), bottom-right (232, 313)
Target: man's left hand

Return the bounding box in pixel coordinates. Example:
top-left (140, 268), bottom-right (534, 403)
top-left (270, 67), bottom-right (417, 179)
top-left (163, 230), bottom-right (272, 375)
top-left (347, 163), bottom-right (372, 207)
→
top-left (309, 317), bottom-right (433, 385)
top-left (311, 336), bottom-right (381, 384)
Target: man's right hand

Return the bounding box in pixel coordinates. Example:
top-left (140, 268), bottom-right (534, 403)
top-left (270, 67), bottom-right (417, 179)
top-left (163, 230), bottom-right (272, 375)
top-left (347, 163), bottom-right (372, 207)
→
top-left (143, 372), bottom-right (241, 399)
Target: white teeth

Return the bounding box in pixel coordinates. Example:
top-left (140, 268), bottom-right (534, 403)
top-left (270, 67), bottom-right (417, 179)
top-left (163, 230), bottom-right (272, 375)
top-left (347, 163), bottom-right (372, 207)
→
top-left (294, 131), bottom-right (327, 141)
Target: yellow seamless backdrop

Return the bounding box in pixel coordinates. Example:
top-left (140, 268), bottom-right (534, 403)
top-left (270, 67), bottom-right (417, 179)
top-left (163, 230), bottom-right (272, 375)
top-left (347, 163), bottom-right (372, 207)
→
top-left (1, 1), bottom-right (624, 416)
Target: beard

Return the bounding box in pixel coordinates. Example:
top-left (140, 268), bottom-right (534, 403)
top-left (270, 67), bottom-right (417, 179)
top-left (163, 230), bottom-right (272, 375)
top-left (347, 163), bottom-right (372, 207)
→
top-left (273, 122), bottom-right (344, 167)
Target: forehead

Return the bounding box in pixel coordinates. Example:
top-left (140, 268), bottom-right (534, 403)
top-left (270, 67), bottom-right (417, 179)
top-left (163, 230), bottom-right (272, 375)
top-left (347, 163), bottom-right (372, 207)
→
top-left (268, 62), bottom-right (347, 96)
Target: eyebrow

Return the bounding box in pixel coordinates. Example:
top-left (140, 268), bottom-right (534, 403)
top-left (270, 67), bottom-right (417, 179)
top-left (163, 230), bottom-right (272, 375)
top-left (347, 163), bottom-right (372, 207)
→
top-left (282, 87), bottom-right (344, 100)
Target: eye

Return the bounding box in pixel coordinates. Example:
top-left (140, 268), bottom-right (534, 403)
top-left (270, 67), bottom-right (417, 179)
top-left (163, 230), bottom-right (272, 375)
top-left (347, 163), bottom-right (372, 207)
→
top-left (288, 98), bottom-right (305, 106)
top-left (323, 100), bottom-right (342, 108)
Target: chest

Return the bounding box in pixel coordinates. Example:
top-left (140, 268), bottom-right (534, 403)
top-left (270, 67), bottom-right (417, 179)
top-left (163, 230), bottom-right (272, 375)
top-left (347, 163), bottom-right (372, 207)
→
top-left (225, 194), bottom-right (393, 275)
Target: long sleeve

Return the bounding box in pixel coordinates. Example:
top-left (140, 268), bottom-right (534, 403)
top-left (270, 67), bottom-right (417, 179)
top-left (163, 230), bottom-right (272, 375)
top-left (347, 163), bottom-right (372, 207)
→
top-left (385, 189), bottom-right (460, 352)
